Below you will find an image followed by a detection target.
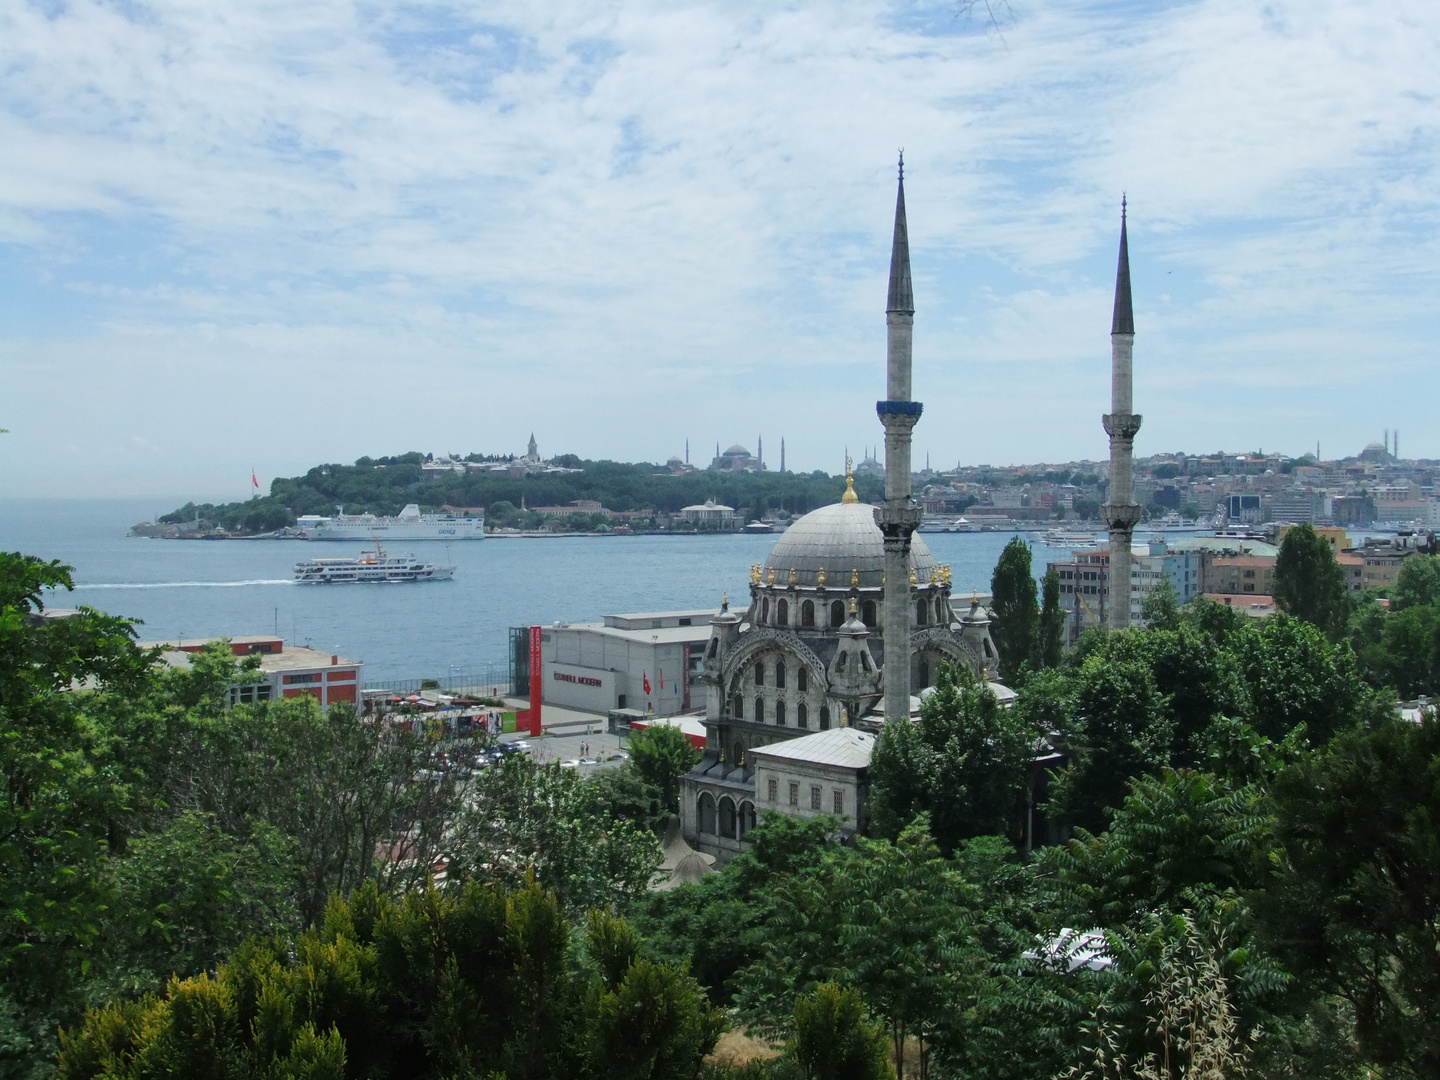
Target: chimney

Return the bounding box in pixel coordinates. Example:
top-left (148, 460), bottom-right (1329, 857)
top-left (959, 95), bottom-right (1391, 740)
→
top-left (331, 655), bottom-right (338, 665)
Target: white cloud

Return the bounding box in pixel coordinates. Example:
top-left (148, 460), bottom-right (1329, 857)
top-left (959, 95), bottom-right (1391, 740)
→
top-left (1, 0), bottom-right (1439, 497)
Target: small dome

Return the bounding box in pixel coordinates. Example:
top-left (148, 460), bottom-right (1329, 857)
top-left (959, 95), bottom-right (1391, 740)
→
top-left (763, 501), bottom-right (936, 588)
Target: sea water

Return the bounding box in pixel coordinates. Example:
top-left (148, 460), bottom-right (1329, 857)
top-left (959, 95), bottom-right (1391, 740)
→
top-left (2, 498), bottom-right (1089, 683)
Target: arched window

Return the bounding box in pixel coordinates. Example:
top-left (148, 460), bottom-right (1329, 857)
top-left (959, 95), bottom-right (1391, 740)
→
top-left (762, 597), bottom-right (770, 623)
top-left (797, 667), bottom-right (808, 692)
top-left (719, 797), bottom-right (737, 839)
top-left (775, 662), bottom-right (786, 689)
top-left (777, 599), bottom-right (789, 626)
top-left (755, 662), bottom-right (764, 686)
top-left (698, 793), bottom-right (717, 834)
top-left (801, 600), bottom-right (815, 627)
top-left (983, 638), bottom-right (994, 658)
top-left (739, 802), bottom-right (757, 837)
top-left (707, 638), bottom-right (718, 658)
top-left (916, 599), bottom-right (928, 625)
top-left (860, 653), bottom-right (872, 672)
top-left (733, 695), bottom-right (743, 719)
top-left (937, 597), bottom-right (949, 625)
top-left (919, 658), bottom-right (930, 688)
top-left (836, 652), bottom-right (847, 672)
top-left (797, 702), bottom-right (808, 728)
top-left (755, 697), bottom-right (765, 723)
top-left (863, 600), bottom-right (876, 627)
top-left (830, 600), bottom-right (845, 626)
top-left (820, 706), bottom-right (831, 730)
top-left (776, 700), bottom-right (786, 726)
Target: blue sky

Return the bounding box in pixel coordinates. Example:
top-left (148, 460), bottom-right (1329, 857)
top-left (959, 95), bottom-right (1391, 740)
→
top-left (2, 0), bottom-right (1438, 498)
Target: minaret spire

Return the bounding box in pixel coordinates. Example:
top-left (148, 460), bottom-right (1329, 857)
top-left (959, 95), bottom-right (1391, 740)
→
top-left (876, 152), bottom-right (923, 723)
top-left (887, 152), bottom-right (914, 316)
top-left (1112, 195), bottom-right (1134, 335)
top-left (1102, 196), bottom-right (1142, 631)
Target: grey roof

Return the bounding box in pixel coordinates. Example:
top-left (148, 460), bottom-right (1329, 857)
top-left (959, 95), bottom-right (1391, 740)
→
top-left (886, 155), bottom-right (914, 315)
top-left (749, 727), bottom-right (876, 769)
top-left (1111, 198), bottom-right (1134, 335)
top-left (762, 501), bottom-right (936, 588)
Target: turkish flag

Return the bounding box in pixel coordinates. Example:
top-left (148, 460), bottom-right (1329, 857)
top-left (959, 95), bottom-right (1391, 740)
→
top-left (643, 672), bottom-right (651, 695)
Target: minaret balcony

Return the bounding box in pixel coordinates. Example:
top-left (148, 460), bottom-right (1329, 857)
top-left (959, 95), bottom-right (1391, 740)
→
top-left (1102, 413), bottom-right (1143, 439)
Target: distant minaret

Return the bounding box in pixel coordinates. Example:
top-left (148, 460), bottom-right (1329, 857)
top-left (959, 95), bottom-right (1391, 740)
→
top-left (781, 438), bottom-right (786, 473)
top-left (757, 434), bottom-right (763, 469)
top-left (876, 154), bottom-right (922, 723)
top-left (685, 438), bottom-right (690, 465)
top-left (1102, 198), bottom-right (1142, 631)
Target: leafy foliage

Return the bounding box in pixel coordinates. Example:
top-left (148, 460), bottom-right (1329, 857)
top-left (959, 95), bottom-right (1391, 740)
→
top-left (1273, 523), bottom-right (1348, 636)
top-left (629, 725), bottom-right (702, 815)
top-left (869, 664), bottom-right (1035, 851)
top-left (990, 537), bottom-right (1040, 683)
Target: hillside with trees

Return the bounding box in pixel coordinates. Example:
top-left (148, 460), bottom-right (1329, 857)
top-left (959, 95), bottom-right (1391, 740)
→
top-left (158, 455), bottom-right (882, 534)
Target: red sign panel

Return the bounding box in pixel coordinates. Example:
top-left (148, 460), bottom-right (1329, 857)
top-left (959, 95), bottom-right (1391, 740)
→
top-left (529, 624), bottom-right (542, 736)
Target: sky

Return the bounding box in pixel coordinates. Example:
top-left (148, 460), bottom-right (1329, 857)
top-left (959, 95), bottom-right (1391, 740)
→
top-left (3, 0), bottom-right (1439, 500)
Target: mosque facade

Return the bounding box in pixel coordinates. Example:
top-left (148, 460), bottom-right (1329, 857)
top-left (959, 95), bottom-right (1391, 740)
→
top-left (679, 161), bottom-right (999, 860)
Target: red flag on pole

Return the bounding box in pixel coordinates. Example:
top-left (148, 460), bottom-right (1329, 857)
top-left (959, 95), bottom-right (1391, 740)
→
top-left (643, 672), bottom-right (651, 695)
top-left (659, 668), bottom-right (664, 689)
top-left (252, 469), bottom-right (260, 492)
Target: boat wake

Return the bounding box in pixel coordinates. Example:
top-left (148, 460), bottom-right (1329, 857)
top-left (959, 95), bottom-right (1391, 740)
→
top-left (72, 579), bottom-right (296, 590)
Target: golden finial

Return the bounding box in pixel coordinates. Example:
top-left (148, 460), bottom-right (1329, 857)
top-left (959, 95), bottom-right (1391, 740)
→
top-left (851, 568), bottom-right (859, 587)
top-left (849, 596), bottom-right (858, 614)
top-left (789, 568), bottom-right (797, 586)
top-left (840, 706), bottom-right (849, 728)
top-left (719, 749), bottom-right (726, 764)
top-left (767, 567), bottom-right (775, 586)
top-left (722, 591), bottom-right (729, 609)
top-left (750, 564), bottom-right (761, 584)
top-left (738, 752), bottom-right (745, 767)
top-left (841, 457), bottom-right (859, 503)
top-left (817, 567), bottom-right (826, 588)
top-left (909, 567), bottom-right (917, 587)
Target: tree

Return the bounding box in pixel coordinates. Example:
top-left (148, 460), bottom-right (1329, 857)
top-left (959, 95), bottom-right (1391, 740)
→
top-left (1274, 523), bottom-right (1347, 635)
top-left (1393, 553), bottom-right (1440, 612)
top-left (869, 663), bottom-right (1036, 851)
top-left (1267, 712), bottom-right (1440, 1074)
top-left (787, 983), bottom-right (893, 1080)
top-left (629, 724), bottom-right (701, 815)
top-left (991, 537), bottom-right (1040, 682)
top-left (59, 879), bottom-right (721, 1080)
top-left (449, 757), bottom-right (662, 913)
top-left (1138, 577), bottom-right (1179, 631)
top-left (1233, 613), bottom-right (1384, 746)
top-left (1039, 569), bottom-right (1065, 668)
top-left (1048, 634), bottom-right (1173, 834)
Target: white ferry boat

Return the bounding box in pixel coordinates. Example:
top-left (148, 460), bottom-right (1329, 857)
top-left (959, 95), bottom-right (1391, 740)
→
top-left (1041, 529), bottom-right (1101, 549)
top-left (294, 546), bottom-right (456, 583)
top-left (297, 503), bottom-right (484, 541)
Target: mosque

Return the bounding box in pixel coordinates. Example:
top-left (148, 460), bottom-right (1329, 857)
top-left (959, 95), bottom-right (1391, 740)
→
top-left (679, 159), bottom-right (1004, 860)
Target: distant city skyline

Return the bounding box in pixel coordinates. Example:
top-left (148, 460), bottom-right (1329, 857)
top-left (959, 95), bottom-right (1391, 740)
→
top-left (3, 1), bottom-right (1439, 498)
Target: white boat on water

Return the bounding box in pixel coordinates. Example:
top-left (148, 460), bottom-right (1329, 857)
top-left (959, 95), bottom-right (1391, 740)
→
top-left (1142, 511), bottom-right (1200, 532)
top-left (294, 546), bottom-right (456, 583)
top-left (1042, 529), bottom-right (1101, 549)
top-left (297, 503), bottom-right (484, 541)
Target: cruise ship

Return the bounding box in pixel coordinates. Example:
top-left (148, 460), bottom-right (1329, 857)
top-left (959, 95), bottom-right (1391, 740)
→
top-left (296, 504), bottom-right (484, 541)
top-left (294, 547), bottom-right (456, 583)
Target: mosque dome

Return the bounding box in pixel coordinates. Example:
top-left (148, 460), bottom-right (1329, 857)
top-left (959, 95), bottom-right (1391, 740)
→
top-left (762, 501), bottom-right (936, 588)
top-left (724, 444), bottom-right (752, 456)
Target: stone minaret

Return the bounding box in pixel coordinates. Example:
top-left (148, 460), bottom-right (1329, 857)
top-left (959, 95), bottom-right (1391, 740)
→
top-left (1102, 199), bottom-right (1141, 631)
top-left (876, 155), bottom-right (923, 722)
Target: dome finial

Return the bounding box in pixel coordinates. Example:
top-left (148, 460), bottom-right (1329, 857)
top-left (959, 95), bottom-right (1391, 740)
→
top-left (841, 456), bottom-right (859, 503)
